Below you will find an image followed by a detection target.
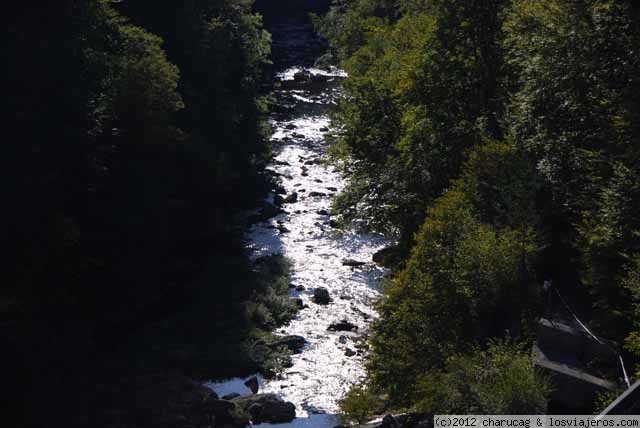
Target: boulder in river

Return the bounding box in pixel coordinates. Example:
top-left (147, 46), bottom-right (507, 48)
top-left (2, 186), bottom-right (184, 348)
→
top-left (283, 192), bottom-right (298, 204)
top-left (293, 69), bottom-right (312, 82)
top-left (328, 320), bottom-right (358, 332)
top-left (285, 123), bottom-right (297, 130)
top-left (345, 348), bottom-right (356, 357)
top-left (274, 184), bottom-right (287, 195)
top-left (244, 376), bottom-right (259, 395)
top-left (291, 297), bottom-right (305, 309)
top-left (317, 209), bottom-right (329, 216)
top-left (345, 413), bottom-right (432, 428)
top-left (232, 393), bottom-right (296, 424)
top-left (342, 258), bottom-right (366, 267)
top-left (267, 335), bottom-right (306, 353)
top-left (372, 245), bottom-right (399, 267)
top-left (309, 191), bottom-right (326, 197)
top-left (312, 287), bottom-right (331, 304)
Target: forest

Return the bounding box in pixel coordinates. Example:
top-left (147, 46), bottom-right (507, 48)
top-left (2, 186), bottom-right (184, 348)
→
top-left (315, 0), bottom-right (640, 418)
top-left (4, 1), bottom-right (298, 426)
top-left (4, 0), bottom-right (640, 427)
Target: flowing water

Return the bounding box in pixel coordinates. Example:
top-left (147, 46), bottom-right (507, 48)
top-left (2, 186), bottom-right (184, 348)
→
top-left (208, 16), bottom-right (389, 428)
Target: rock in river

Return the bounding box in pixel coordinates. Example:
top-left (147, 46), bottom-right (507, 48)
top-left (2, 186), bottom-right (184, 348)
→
top-left (312, 287), bottom-right (331, 305)
top-left (342, 258), bottom-right (366, 267)
top-left (293, 69), bottom-right (312, 82)
top-left (244, 376), bottom-right (259, 394)
top-left (267, 335), bottom-right (306, 353)
top-left (291, 297), bottom-right (305, 309)
top-left (232, 393), bottom-right (296, 424)
top-left (327, 320), bottom-right (358, 332)
top-left (283, 192), bottom-right (298, 204)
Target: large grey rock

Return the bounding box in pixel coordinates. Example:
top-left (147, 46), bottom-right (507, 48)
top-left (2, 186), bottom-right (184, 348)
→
top-left (283, 192), bottom-right (298, 204)
top-left (349, 413), bottom-right (432, 428)
top-left (342, 258), bottom-right (366, 267)
top-left (293, 70), bottom-right (312, 82)
top-left (313, 287), bottom-right (331, 304)
top-left (372, 246), bottom-right (398, 267)
top-left (244, 376), bottom-right (259, 395)
top-left (233, 393), bottom-right (296, 424)
top-left (328, 320), bottom-right (358, 332)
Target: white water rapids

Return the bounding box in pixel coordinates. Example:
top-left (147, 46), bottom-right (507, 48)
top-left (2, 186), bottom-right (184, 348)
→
top-left (207, 66), bottom-right (389, 427)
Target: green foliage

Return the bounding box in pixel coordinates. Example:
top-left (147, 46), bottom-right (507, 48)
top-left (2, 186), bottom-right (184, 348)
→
top-left (504, 0), bottom-right (640, 338)
top-left (594, 390), bottom-right (619, 414)
top-left (415, 340), bottom-right (551, 414)
top-left (623, 256), bottom-right (640, 378)
top-left (87, 3), bottom-right (184, 143)
top-left (339, 383), bottom-right (385, 424)
top-left (5, 1), bottom-right (274, 425)
top-left (324, 0), bottom-right (507, 244)
top-left (322, 1), bottom-right (640, 413)
top-left (246, 255), bottom-right (298, 329)
top-left (369, 142), bottom-right (540, 404)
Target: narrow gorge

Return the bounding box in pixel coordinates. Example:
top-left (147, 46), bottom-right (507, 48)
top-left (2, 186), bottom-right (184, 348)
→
top-left (209, 5), bottom-right (390, 427)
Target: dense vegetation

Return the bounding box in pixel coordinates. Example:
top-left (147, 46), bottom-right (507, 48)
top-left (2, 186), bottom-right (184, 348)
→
top-left (316, 0), bottom-right (640, 416)
top-left (4, 1), bottom-right (296, 426)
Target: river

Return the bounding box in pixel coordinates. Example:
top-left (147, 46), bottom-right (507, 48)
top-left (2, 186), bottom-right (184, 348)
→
top-left (207, 13), bottom-right (389, 428)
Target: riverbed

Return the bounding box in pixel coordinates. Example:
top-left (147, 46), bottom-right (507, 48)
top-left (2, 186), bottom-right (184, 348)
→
top-left (207, 18), bottom-right (389, 428)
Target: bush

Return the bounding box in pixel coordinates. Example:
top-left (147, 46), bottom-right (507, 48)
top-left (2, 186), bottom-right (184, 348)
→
top-left (369, 183), bottom-right (538, 404)
top-left (247, 255), bottom-right (298, 329)
top-left (339, 383), bottom-right (384, 424)
top-left (414, 340), bottom-right (552, 414)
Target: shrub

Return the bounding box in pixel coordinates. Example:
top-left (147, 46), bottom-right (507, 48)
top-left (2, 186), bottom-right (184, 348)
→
top-left (339, 383), bottom-right (384, 424)
top-left (414, 340), bottom-right (552, 414)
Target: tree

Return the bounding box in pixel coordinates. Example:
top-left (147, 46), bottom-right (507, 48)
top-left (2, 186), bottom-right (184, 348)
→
top-left (504, 0), bottom-right (640, 338)
top-left (369, 142), bottom-right (540, 405)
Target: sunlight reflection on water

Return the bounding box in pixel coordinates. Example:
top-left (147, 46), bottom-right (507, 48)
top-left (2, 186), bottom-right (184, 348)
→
top-left (207, 65), bottom-right (389, 426)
